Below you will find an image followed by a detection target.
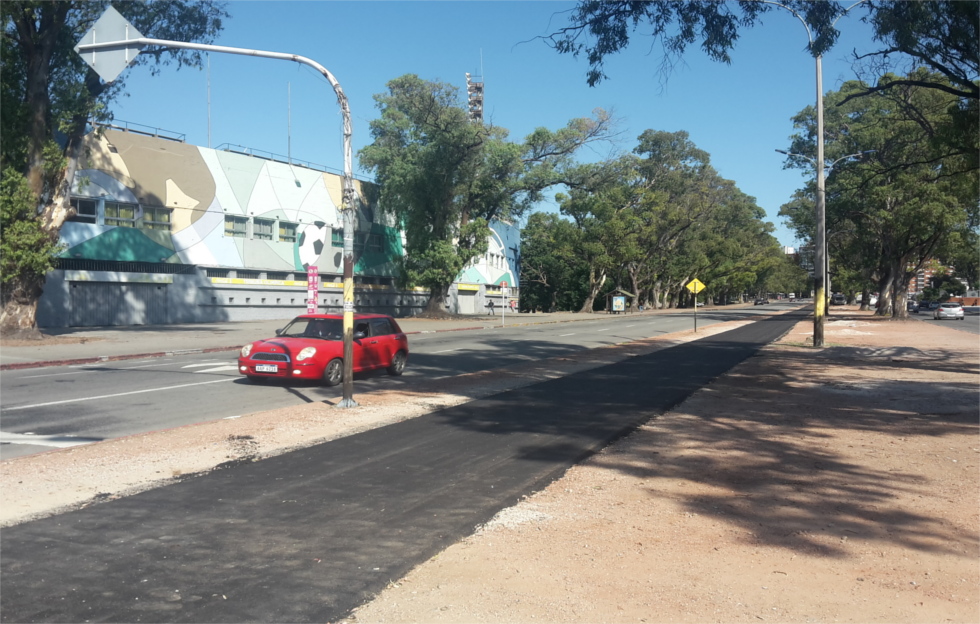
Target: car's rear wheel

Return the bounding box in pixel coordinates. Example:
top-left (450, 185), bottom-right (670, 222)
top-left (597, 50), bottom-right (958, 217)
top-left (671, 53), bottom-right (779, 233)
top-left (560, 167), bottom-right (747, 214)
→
top-left (322, 358), bottom-right (343, 386)
top-left (387, 350), bottom-right (407, 376)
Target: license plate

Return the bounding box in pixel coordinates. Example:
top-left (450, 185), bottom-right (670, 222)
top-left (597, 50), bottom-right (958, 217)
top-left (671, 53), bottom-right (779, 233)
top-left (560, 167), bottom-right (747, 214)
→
top-left (256, 364), bottom-right (278, 373)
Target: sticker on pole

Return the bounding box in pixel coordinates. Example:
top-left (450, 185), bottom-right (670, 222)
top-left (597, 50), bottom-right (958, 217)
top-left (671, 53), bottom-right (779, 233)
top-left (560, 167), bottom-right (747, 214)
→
top-left (686, 279), bottom-right (706, 294)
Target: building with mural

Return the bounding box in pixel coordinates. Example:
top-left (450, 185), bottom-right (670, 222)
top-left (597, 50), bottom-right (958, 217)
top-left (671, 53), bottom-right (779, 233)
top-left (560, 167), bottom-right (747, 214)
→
top-left (37, 124), bottom-right (519, 328)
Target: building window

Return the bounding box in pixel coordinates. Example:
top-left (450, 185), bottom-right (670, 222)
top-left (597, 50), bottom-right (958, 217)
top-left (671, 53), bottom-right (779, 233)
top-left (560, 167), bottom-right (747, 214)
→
top-left (143, 207), bottom-right (172, 231)
top-left (69, 198), bottom-right (97, 224)
top-left (105, 201), bottom-right (137, 227)
top-left (331, 227), bottom-right (343, 246)
top-left (267, 272), bottom-right (288, 281)
top-left (279, 221), bottom-right (298, 243)
top-left (253, 217), bottom-right (275, 240)
top-left (225, 215), bottom-right (247, 238)
top-left (369, 234), bottom-right (382, 252)
top-left (206, 268), bottom-right (229, 278)
top-left (237, 270), bottom-right (260, 280)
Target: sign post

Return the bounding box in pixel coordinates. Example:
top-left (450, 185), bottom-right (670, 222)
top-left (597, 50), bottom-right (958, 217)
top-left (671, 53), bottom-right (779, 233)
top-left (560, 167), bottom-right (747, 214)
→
top-left (306, 267), bottom-right (319, 314)
top-left (686, 278), bottom-right (706, 332)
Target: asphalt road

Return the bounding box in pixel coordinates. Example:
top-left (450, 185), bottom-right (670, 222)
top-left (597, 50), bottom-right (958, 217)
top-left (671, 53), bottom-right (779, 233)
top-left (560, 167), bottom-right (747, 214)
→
top-left (0, 306), bottom-right (780, 459)
top-left (0, 311), bottom-right (803, 623)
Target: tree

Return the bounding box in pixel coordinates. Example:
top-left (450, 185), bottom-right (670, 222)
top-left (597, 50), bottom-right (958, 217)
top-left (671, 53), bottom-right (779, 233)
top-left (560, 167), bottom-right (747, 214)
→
top-left (519, 212), bottom-right (588, 312)
top-left (1, 0), bottom-right (228, 337)
top-left (546, 1), bottom-right (978, 104)
top-left (359, 74), bottom-right (612, 316)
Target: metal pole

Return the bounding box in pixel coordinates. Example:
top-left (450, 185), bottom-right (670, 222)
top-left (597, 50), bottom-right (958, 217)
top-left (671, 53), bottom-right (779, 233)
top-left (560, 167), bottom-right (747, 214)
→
top-left (814, 54), bottom-right (827, 348)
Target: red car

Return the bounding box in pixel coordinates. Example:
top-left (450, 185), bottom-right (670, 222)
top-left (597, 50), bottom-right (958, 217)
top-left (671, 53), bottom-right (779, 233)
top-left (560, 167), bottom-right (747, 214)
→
top-left (238, 314), bottom-right (409, 385)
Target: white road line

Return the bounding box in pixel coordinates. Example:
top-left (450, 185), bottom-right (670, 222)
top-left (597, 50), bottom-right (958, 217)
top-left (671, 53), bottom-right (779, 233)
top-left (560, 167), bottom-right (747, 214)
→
top-left (560, 333), bottom-right (576, 337)
top-left (193, 365), bottom-right (240, 374)
top-left (2, 378), bottom-right (236, 412)
top-left (18, 370), bottom-right (93, 379)
top-left (181, 362), bottom-right (226, 369)
top-left (597, 328), bottom-right (611, 331)
top-left (433, 349), bottom-right (457, 354)
top-left (0, 432), bottom-right (94, 449)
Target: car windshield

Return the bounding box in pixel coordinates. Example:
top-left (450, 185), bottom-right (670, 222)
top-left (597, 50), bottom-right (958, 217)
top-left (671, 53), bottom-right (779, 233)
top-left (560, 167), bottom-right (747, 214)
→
top-left (279, 318), bottom-right (344, 340)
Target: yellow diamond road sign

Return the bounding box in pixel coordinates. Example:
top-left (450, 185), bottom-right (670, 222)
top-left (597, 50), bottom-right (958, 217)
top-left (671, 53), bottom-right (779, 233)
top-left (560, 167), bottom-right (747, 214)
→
top-left (686, 279), bottom-right (705, 294)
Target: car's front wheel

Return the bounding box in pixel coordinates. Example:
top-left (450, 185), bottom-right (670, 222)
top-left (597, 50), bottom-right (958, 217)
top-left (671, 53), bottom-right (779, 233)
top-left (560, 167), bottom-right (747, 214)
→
top-left (387, 350), bottom-right (407, 376)
top-left (322, 358), bottom-right (343, 386)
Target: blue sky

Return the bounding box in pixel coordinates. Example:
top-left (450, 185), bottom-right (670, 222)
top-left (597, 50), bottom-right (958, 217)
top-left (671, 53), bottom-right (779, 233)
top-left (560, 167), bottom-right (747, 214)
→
top-left (108, 1), bottom-right (883, 248)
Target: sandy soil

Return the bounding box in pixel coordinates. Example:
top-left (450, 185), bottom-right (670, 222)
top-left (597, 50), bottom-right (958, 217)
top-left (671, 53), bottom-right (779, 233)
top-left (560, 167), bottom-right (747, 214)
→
top-left (2, 310), bottom-right (977, 623)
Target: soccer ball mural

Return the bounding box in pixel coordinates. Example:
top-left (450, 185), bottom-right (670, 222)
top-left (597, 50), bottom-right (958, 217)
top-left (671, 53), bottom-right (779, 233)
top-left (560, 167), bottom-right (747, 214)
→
top-left (298, 221), bottom-right (329, 270)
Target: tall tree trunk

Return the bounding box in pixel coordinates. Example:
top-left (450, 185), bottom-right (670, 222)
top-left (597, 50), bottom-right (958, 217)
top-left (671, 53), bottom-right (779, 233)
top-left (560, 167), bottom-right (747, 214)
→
top-left (579, 268), bottom-right (606, 313)
top-left (875, 266), bottom-right (896, 317)
top-left (424, 285), bottom-right (450, 316)
top-left (0, 277), bottom-right (45, 339)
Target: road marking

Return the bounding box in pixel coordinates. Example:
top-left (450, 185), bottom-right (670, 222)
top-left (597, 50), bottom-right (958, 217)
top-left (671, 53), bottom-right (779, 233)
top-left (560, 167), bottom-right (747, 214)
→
top-left (1, 378), bottom-right (236, 412)
top-left (18, 370), bottom-right (93, 379)
top-left (193, 365), bottom-right (240, 374)
top-left (560, 333), bottom-right (576, 337)
top-left (181, 362), bottom-right (226, 368)
top-left (597, 328), bottom-right (611, 331)
top-left (0, 431), bottom-right (99, 449)
top-left (433, 349), bottom-right (457, 354)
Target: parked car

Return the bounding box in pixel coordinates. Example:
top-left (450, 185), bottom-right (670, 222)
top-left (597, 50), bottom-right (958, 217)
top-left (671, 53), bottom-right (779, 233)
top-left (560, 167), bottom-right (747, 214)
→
top-left (830, 293), bottom-right (846, 305)
top-left (238, 313), bottom-right (409, 385)
top-left (927, 301), bottom-right (942, 311)
top-left (754, 297), bottom-right (769, 305)
top-left (933, 302), bottom-right (965, 321)
top-left (906, 300), bottom-right (919, 314)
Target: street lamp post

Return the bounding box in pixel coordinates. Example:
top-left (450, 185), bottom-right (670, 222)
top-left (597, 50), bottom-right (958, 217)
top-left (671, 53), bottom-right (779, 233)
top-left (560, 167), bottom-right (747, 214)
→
top-left (765, 0), bottom-right (868, 347)
top-left (75, 6), bottom-right (360, 406)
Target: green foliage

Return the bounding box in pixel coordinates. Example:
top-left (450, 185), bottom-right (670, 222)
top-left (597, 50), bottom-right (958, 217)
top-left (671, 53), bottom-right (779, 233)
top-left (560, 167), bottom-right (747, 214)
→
top-left (359, 74), bottom-right (612, 308)
top-left (0, 169), bottom-right (62, 292)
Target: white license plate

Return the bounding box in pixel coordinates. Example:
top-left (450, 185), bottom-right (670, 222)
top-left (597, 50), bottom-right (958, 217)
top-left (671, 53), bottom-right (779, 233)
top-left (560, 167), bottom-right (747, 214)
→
top-left (256, 364), bottom-right (278, 373)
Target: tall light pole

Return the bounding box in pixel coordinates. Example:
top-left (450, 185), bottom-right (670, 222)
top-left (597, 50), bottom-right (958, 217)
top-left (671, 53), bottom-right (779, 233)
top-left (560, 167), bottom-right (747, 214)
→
top-left (75, 6), bottom-right (360, 406)
top-left (764, 0), bottom-right (867, 347)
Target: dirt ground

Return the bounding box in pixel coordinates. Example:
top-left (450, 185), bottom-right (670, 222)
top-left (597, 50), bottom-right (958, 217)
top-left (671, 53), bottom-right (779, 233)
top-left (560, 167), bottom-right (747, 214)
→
top-left (2, 310), bottom-right (977, 623)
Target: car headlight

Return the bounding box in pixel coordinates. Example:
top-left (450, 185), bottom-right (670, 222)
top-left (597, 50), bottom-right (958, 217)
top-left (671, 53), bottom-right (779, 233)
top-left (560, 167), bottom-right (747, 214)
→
top-left (241, 344), bottom-right (253, 358)
top-left (296, 346), bottom-right (317, 361)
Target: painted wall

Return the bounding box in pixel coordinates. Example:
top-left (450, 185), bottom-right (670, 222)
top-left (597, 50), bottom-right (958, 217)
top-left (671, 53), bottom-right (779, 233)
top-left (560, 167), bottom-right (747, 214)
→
top-left (65, 129), bottom-right (401, 276)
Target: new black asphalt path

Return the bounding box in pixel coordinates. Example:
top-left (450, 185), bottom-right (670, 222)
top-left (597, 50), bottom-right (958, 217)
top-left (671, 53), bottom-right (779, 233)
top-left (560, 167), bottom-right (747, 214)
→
top-left (0, 312), bottom-right (803, 623)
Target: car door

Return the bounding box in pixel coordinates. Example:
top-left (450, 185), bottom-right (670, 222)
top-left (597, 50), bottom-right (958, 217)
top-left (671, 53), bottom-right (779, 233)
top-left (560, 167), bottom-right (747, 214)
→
top-left (352, 320), bottom-right (375, 371)
top-left (366, 318), bottom-right (396, 369)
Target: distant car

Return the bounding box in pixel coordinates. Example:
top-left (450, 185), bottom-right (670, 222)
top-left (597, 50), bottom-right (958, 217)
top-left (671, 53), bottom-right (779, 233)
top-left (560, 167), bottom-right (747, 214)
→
top-left (238, 313), bottom-right (409, 385)
top-left (830, 294), bottom-right (846, 305)
top-left (927, 301), bottom-right (941, 310)
top-left (754, 298), bottom-right (769, 305)
top-left (933, 302), bottom-right (964, 321)
top-left (906, 300), bottom-right (919, 314)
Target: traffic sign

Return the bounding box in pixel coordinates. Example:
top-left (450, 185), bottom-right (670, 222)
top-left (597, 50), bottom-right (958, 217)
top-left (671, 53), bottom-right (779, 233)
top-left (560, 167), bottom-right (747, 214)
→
top-left (686, 278), bottom-right (706, 294)
top-left (74, 6), bottom-right (145, 83)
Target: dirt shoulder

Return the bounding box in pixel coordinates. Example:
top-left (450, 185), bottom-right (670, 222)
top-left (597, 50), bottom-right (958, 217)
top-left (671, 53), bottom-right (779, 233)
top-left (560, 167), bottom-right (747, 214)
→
top-left (350, 312), bottom-right (979, 623)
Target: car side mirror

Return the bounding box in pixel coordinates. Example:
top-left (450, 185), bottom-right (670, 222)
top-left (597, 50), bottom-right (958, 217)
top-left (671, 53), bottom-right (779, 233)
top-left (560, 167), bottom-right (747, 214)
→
top-left (354, 331), bottom-right (366, 340)
top-left (275, 328), bottom-right (283, 336)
